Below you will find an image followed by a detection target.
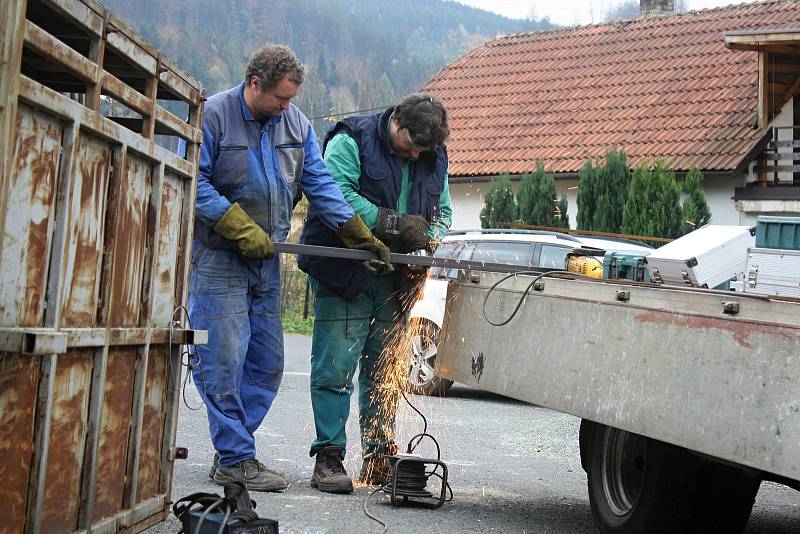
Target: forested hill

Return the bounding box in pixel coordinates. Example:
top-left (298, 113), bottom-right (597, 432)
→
top-left (101, 0), bottom-right (552, 134)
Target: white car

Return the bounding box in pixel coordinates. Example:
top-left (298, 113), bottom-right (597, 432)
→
top-left (407, 229), bottom-right (654, 395)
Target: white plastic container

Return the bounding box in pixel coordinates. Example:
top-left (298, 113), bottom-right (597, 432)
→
top-left (646, 225), bottom-right (755, 288)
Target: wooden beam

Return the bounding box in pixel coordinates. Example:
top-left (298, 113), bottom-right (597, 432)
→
top-left (758, 52), bottom-right (769, 130)
top-left (784, 75), bottom-right (800, 103)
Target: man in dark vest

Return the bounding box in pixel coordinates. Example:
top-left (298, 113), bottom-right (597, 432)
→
top-left (298, 93), bottom-right (452, 493)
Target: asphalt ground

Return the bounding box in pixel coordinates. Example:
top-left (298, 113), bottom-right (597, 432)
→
top-left (147, 334), bottom-right (800, 534)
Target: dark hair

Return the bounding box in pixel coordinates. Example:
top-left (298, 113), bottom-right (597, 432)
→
top-left (245, 44), bottom-right (305, 90)
top-left (393, 93), bottom-right (449, 148)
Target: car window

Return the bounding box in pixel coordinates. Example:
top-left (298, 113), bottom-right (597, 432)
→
top-left (430, 242), bottom-right (460, 279)
top-left (538, 244), bottom-right (571, 269)
top-left (472, 241), bottom-right (534, 267)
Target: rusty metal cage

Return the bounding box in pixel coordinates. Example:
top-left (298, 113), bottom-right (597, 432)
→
top-left (0, 0), bottom-right (205, 531)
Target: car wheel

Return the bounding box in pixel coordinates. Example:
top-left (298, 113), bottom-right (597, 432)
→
top-left (407, 318), bottom-right (453, 396)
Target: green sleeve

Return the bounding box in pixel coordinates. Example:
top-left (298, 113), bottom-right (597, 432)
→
top-left (323, 134), bottom-right (379, 229)
top-left (429, 165), bottom-right (452, 242)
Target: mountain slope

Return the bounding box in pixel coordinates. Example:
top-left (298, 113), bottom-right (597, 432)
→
top-left (101, 0), bottom-right (552, 133)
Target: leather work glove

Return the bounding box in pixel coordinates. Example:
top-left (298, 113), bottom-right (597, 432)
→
top-left (337, 215), bottom-right (394, 273)
top-left (213, 203), bottom-right (275, 259)
top-left (374, 207), bottom-right (430, 253)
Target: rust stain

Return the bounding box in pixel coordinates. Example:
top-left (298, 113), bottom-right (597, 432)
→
top-left (93, 349), bottom-right (136, 520)
top-left (41, 350), bottom-right (92, 533)
top-left (61, 135), bottom-right (111, 327)
top-left (149, 181), bottom-right (181, 324)
top-left (0, 353), bottom-right (40, 533)
top-left (20, 119), bottom-right (60, 326)
top-left (635, 310), bottom-right (797, 349)
top-left (137, 348), bottom-right (167, 502)
top-left (108, 155), bottom-right (151, 327)
top-left (2, 105), bottom-right (61, 327)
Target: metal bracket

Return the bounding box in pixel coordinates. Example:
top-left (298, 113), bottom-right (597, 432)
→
top-left (0, 329), bottom-right (68, 354)
top-left (722, 301), bottom-right (740, 315)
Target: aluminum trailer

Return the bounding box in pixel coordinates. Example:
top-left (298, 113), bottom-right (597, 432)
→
top-left (437, 271), bottom-right (800, 533)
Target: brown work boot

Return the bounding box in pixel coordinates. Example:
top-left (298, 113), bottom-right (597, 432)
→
top-left (359, 443), bottom-right (398, 486)
top-left (311, 446), bottom-right (354, 494)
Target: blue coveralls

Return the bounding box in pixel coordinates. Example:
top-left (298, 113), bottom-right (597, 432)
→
top-left (190, 83), bottom-right (354, 467)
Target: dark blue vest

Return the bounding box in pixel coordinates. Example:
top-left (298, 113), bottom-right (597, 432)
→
top-left (298, 108), bottom-right (448, 300)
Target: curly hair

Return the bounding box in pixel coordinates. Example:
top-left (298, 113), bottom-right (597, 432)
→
top-left (393, 93), bottom-right (450, 148)
top-left (245, 44), bottom-right (305, 90)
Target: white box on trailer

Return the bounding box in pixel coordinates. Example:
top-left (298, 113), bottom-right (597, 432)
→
top-left (646, 225), bottom-right (754, 288)
top-left (744, 247), bottom-right (800, 297)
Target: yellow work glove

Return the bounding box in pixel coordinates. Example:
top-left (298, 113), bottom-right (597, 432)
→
top-left (213, 203), bottom-right (275, 259)
top-left (337, 215), bottom-right (393, 273)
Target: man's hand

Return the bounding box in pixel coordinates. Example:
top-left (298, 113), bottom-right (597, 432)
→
top-left (213, 203), bottom-right (275, 258)
top-left (337, 215), bottom-right (393, 273)
top-left (374, 208), bottom-right (430, 253)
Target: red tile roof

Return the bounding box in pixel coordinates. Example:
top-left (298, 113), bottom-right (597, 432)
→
top-left (422, 0), bottom-right (800, 177)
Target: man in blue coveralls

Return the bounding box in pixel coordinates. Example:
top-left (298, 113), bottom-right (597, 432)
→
top-left (299, 93), bottom-right (452, 493)
top-left (190, 44), bottom-right (391, 492)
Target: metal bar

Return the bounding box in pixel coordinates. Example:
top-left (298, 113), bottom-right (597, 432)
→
top-left (65, 327), bottom-right (207, 347)
top-left (24, 20), bottom-right (100, 83)
top-left (155, 105), bottom-right (201, 142)
top-left (124, 343), bottom-right (150, 513)
top-left (770, 140), bottom-right (800, 148)
top-left (102, 70), bottom-right (154, 117)
top-left (25, 353), bottom-right (57, 533)
top-left (274, 242), bottom-right (555, 274)
top-left (757, 165), bottom-right (800, 172)
top-left (18, 75), bottom-right (198, 179)
top-left (118, 494), bottom-right (165, 528)
top-left (0, 329), bottom-right (67, 354)
top-left (44, 121), bottom-right (81, 329)
top-left (40, 0), bottom-right (104, 36)
top-left (760, 153), bottom-right (800, 161)
top-left (79, 343), bottom-right (109, 529)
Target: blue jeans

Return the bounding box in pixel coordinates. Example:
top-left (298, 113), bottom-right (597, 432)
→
top-left (308, 274), bottom-right (402, 458)
top-left (188, 242), bottom-right (283, 467)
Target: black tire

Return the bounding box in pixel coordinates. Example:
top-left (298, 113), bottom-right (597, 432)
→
top-left (581, 420), bottom-right (699, 534)
top-left (407, 318), bottom-right (453, 396)
top-left (687, 462), bottom-right (760, 534)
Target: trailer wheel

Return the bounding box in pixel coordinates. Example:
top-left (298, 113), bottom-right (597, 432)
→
top-left (407, 319), bottom-right (453, 396)
top-left (580, 420), bottom-right (698, 534)
top-left (686, 462), bottom-right (759, 533)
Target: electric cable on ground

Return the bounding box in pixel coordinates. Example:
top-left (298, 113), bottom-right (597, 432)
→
top-left (362, 388), bottom-right (453, 532)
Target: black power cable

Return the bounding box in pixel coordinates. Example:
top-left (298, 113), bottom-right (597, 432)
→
top-left (362, 389), bottom-right (453, 533)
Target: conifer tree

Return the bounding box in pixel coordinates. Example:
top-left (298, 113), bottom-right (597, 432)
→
top-left (479, 174), bottom-right (518, 228)
top-left (621, 159), bottom-right (683, 239)
top-left (681, 167), bottom-right (711, 234)
top-left (576, 160), bottom-right (596, 230)
top-left (517, 161), bottom-right (559, 227)
top-left (557, 194), bottom-right (570, 229)
top-left (591, 149), bottom-right (629, 233)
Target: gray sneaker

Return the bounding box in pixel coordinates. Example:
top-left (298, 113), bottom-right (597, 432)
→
top-left (213, 458), bottom-right (289, 492)
top-left (209, 454), bottom-right (286, 483)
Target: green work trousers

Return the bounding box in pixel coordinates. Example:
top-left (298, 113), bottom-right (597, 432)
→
top-left (308, 273), bottom-right (402, 458)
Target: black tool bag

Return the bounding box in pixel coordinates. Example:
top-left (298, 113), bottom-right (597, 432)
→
top-left (172, 482), bottom-right (279, 534)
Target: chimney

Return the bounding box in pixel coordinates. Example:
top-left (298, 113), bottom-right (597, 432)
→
top-left (640, 0), bottom-right (674, 17)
